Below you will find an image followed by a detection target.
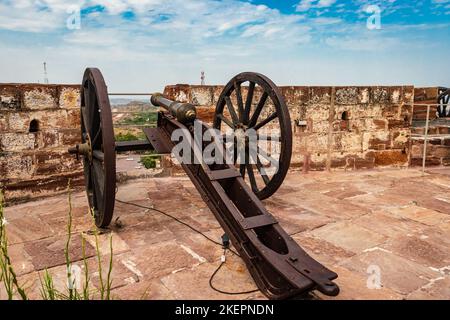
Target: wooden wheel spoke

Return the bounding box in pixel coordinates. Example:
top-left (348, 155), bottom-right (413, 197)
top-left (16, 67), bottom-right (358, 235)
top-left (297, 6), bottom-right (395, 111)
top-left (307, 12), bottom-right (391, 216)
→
top-left (91, 159), bottom-right (105, 209)
top-left (86, 164), bottom-right (94, 194)
top-left (225, 96), bottom-right (239, 125)
top-left (253, 112), bottom-right (278, 131)
top-left (92, 127), bottom-right (102, 147)
top-left (89, 88), bottom-right (100, 135)
top-left (249, 92), bottom-right (268, 127)
top-left (222, 133), bottom-right (234, 142)
top-left (257, 134), bottom-right (281, 142)
top-left (92, 150), bottom-right (105, 162)
top-left (218, 114), bottom-right (235, 129)
top-left (246, 163), bottom-right (258, 193)
top-left (244, 82), bottom-right (255, 124)
top-left (85, 167), bottom-right (96, 212)
top-left (255, 155), bottom-right (270, 186)
top-left (234, 81), bottom-right (245, 123)
top-left (250, 145), bottom-right (278, 167)
top-left (240, 164), bottom-right (246, 179)
top-left (83, 80), bottom-right (100, 136)
top-left (81, 107), bottom-right (91, 134)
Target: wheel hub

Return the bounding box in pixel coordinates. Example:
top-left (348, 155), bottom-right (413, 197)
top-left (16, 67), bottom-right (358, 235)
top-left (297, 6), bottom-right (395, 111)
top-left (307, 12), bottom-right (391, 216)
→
top-left (68, 133), bottom-right (93, 163)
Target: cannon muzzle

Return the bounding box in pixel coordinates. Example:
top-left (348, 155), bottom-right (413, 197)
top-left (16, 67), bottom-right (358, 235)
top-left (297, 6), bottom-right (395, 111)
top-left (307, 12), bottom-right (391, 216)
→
top-left (151, 94), bottom-right (197, 124)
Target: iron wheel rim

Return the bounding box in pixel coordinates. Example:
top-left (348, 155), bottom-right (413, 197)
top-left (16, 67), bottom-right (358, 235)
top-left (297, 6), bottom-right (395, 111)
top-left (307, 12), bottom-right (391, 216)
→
top-left (80, 68), bottom-right (116, 228)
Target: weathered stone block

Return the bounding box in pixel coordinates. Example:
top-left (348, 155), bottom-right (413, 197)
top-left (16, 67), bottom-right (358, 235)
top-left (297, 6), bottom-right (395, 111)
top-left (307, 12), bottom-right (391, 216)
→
top-left (391, 129), bottom-right (410, 149)
top-left (442, 157), bottom-right (450, 166)
top-left (359, 88), bottom-right (370, 104)
top-left (354, 157), bottom-right (375, 169)
top-left (59, 129), bottom-right (81, 145)
top-left (1, 154), bottom-right (34, 180)
top-left (367, 150), bottom-right (409, 166)
top-left (0, 85), bottom-right (22, 110)
top-left (190, 86), bottom-right (213, 106)
top-left (429, 139), bottom-right (443, 146)
top-left (309, 87), bottom-right (331, 104)
top-left (7, 110), bottom-right (71, 132)
top-left (355, 103), bottom-right (383, 118)
top-left (410, 157), bottom-right (442, 167)
top-left (305, 105), bottom-right (329, 123)
top-left (400, 104), bottom-right (413, 119)
top-left (36, 130), bottom-right (59, 149)
top-left (33, 151), bottom-right (81, 177)
top-left (310, 120), bottom-right (330, 134)
top-left (163, 85), bottom-right (190, 103)
top-left (362, 131), bottom-right (390, 151)
top-left (437, 127), bottom-right (450, 135)
top-left (382, 104), bottom-right (400, 118)
top-left (59, 86), bottom-right (80, 109)
top-left (0, 133), bottom-right (36, 152)
top-left (333, 155), bottom-right (353, 169)
top-left (211, 86), bottom-right (225, 105)
top-left (333, 132), bottom-right (362, 153)
top-left (330, 157), bottom-right (347, 168)
top-left (0, 116), bottom-right (8, 131)
top-left (389, 87), bottom-right (402, 104)
top-left (373, 119), bottom-right (387, 130)
top-left (388, 118), bottom-right (409, 129)
top-left (371, 87), bottom-right (390, 104)
top-left (66, 109), bottom-right (81, 128)
top-left (335, 87), bottom-right (359, 105)
top-left (310, 152), bottom-right (327, 170)
top-left (196, 106), bottom-right (215, 124)
top-left (281, 86), bottom-right (309, 106)
top-left (305, 134), bottom-right (329, 153)
top-left (23, 87), bottom-right (58, 110)
top-left (362, 118), bottom-right (387, 131)
top-left (333, 120), bottom-right (350, 132)
top-left (431, 145), bottom-right (450, 158)
top-left (414, 87), bottom-right (438, 103)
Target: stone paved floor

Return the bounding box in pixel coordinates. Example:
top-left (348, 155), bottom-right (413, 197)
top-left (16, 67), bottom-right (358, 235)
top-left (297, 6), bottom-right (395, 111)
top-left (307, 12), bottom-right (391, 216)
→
top-left (2, 168), bottom-right (450, 300)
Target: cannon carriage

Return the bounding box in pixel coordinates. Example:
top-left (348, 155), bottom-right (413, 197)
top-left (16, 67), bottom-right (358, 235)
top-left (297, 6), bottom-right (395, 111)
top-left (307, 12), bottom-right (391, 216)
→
top-left (68, 68), bottom-right (340, 300)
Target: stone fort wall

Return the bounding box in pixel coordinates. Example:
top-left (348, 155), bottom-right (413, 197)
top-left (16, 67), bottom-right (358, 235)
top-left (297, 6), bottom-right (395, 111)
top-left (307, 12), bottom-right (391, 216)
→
top-left (164, 84), bottom-right (416, 171)
top-left (0, 84), bottom-right (83, 203)
top-left (1, 83), bottom-right (448, 203)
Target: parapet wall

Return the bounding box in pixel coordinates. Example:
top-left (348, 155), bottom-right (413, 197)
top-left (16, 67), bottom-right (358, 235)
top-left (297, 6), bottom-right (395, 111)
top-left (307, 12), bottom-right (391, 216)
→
top-left (1, 82), bottom-right (448, 204)
top-left (164, 84), bottom-right (415, 170)
top-left (0, 84), bottom-right (83, 202)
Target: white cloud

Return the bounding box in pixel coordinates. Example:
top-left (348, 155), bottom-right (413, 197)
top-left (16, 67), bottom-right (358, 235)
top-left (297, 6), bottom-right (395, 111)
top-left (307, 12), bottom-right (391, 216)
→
top-left (296, 0), bottom-right (337, 12)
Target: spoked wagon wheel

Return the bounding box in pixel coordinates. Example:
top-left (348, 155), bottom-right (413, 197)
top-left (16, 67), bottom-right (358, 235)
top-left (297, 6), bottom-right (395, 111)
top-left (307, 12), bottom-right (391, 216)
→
top-left (213, 72), bottom-right (292, 200)
top-left (78, 68), bottom-right (116, 228)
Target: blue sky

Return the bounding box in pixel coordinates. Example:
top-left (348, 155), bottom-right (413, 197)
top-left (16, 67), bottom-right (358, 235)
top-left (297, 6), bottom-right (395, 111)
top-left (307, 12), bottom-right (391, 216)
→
top-left (0, 0), bottom-right (449, 92)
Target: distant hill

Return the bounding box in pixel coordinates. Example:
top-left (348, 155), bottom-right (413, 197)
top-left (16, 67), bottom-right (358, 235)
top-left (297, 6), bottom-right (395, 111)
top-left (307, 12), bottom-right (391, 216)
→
top-left (111, 100), bottom-right (157, 113)
top-left (110, 98), bottom-right (154, 107)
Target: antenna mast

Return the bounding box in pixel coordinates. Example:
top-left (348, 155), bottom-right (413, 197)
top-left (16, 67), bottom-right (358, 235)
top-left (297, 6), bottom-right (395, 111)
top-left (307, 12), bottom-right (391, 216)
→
top-left (43, 62), bottom-right (49, 84)
top-left (201, 71), bottom-right (205, 86)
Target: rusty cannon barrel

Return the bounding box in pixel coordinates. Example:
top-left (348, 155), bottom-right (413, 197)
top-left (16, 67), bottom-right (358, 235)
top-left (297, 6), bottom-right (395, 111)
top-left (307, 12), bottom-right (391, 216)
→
top-left (151, 93), bottom-right (197, 124)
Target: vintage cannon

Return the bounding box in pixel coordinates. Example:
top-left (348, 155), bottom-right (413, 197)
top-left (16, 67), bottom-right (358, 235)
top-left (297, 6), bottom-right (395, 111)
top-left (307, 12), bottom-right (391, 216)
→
top-left (69, 68), bottom-right (339, 300)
